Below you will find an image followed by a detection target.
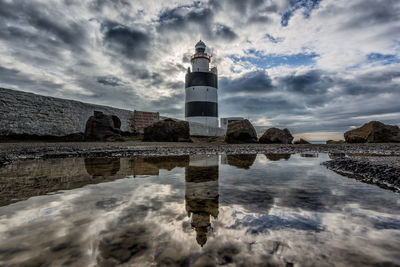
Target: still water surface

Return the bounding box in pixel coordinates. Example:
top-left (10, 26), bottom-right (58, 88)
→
top-left (0, 154), bottom-right (399, 266)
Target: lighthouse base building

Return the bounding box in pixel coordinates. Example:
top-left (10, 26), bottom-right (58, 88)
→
top-left (185, 41), bottom-right (225, 136)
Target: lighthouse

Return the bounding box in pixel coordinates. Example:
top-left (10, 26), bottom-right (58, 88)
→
top-left (185, 40), bottom-right (218, 128)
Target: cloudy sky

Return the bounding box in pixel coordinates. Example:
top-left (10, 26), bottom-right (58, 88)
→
top-left (0, 0), bottom-right (399, 139)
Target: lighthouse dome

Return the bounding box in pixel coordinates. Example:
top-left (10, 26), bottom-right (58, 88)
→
top-left (195, 40), bottom-right (206, 53)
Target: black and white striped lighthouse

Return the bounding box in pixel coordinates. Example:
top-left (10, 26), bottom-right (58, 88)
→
top-left (185, 40), bottom-right (218, 128)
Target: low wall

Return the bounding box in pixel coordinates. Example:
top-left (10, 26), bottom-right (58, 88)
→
top-left (0, 88), bottom-right (134, 136)
top-left (0, 87), bottom-right (226, 138)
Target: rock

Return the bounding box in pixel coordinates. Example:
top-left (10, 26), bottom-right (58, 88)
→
top-left (0, 154), bottom-right (11, 167)
top-left (294, 138), bottom-right (310, 144)
top-left (265, 154), bottom-right (291, 161)
top-left (141, 156), bottom-right (190, 170)
top-left (328, 152), bottom-right (346, 159)
top-left (63, 133), bottom-right (85, 141)
top-left (84, 111), bottom-right (122, 141)
top-left (143, 119), bottom-right (190, 142)
top-left (326, 140), bottom-right (345, 144)
top-left (84, 158), bottom-right (121, 177)
top-left (344, 121), bottom-right (400, 143)
top-left (226, 154), bottom-right (257, 169)
top-left (259, 128), bottom-right (293, 144)
top-left (300, 152), bottom-right (318, 158)
top-left (224, 119), bottom-right (257, 144)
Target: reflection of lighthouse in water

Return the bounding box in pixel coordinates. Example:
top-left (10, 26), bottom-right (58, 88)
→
top-left (185, 155), bottom-right (219, 247)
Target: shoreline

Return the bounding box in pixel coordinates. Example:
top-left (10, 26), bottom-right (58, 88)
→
top-left (323, 157), bottom-right (400, 192)
top-left (1, 141), bottom-right (399, 192)
top-left (1, 141), bottom-right (400, 161)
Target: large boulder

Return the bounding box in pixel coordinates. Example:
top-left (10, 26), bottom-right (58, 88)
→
top-left (226, 154), bottom-right (257, 169)
top-left (84, 158), bottom-right (121, 177)
top-left (259, 128), bottom-right (293, 144)
top-left (344, 121), bottom-right (400, 143)
top-left (84, 111), bottom-right (122, 141)
top-left (224, 119), bottom-right (258, 144)
top-left (143, 119), bottom-right (190, 142)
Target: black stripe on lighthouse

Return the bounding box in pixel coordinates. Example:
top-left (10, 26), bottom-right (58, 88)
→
top-left (185, 72), bottom-right (218, 88)
top-left (185, 102), bottom-right (218, 117)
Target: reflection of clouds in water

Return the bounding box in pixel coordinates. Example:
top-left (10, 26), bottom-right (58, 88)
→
top-left (0, 154), bottom-right (400, 266)
top-left (215, 204), bottom-right (400, 266)
top-left (228, 213), bottom-right (324, 234)
top-left (0, 179), bottom-right (187, 266)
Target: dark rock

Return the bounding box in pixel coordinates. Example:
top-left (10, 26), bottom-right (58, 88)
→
top-left (143, 119), bottom-right (190, 142)
top-left (84, 111), bottom-right (123, 141)
top-left (300, 152), bottom-right (318, 158)
top-left (326, 140), bottom-right (345, 144)
top-left (84, 158), bottom-right (121, 177)
top-left (259, 128), bottom-right (293, 144)
top-left (328, 152), bottom-right (346, 159)
top-left (141, 155), bottom-right (190, 170)
top-left (224, 119), bottom-right (257, 144)
top-left (0, 154), bottom-right (11, 167)
top-left (294, 138), bottom-right (310, 144)
top-left (63, 133), bottom-right (85, 141)
top-left (265, 154), bottom-right (291, 161)
top-left (344, 121), bottom-right (400, 143)
top-left (226, 154), bottom-right (257, 169)
top-left (111, 115), bottom-right (121, 129)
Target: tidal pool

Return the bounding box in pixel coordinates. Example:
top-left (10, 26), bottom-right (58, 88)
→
top-left (0, 154), bottom-right (399, 266)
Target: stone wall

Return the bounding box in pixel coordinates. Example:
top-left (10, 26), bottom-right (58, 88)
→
top-left (0, 88), bottom-right (135, 136)
top-left (0, 87), bottom-right (227, 138)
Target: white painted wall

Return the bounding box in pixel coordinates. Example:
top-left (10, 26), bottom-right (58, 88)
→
top-left (188, 116), bottom-right (218, 128)
top-left (185, 86), bottom-right (217, 103)
top-left (192, 58), bottom-right (209, 72)
top-left (189, 121), bottom-right (225, 136)
top-left (189, 154), bottom-right (219, 167)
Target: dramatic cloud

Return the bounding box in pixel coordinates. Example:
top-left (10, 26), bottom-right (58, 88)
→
top-left (0, 0), bottom-right (399, 139)
top-left (97, 75), bottom-right (124, 87)
top-left (101, 20), bottom-right (151, 60)
top-left (220, 70), bottom-right (274, 93)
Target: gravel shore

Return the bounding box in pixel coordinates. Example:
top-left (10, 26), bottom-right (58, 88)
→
top-left (1, 141), bottom-right (399, 161)
top-left (1, 141), bottom-right (399, 191)
top-left (323, 157), bottom-right (400, 192)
